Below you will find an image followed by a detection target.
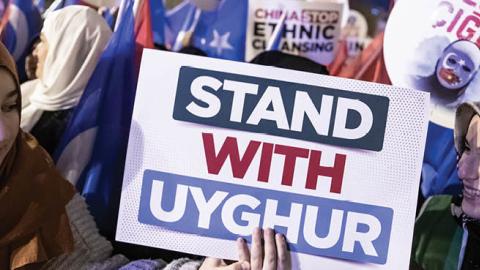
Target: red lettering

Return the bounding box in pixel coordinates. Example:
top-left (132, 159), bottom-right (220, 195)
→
top-left (288, 11), bottom-right (299, 21)
top-left (263, 9), bottom-right (281, 20)
top-left (258, 143), bottom-right (274, 182)
top-left (447, 9), bottom-right (464, 32)
top-left (463, 0), bottom-right (476, 7)
top-left (274, 145), bottom-right (309, 186)
top-left (306, 150), bottom-right (346, 193)
top-left (433, 1), bottom-right (454, 28)
top-left (255, 9), bottom-right (264, 19)
top-left (457, 12), bottom-right (480, 40)
top-left (202, 133), bottom-right (347, 194)
top-left (202, 133), bottom-right (261, 179)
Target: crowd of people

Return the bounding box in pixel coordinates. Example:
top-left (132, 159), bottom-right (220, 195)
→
top-left (0, 0), bottom-right (479, 270)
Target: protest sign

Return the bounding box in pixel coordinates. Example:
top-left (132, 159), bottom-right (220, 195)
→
top-left (342, 9), bottom-right (371, 58)
top-left (306, 0), bottom-right (349, 27)
top-left (116, 49), bottom-right (429, 269)
top-left (385, 0), bottom-right (480, 128)
top-left (244, 0), bottom-right (343, 65)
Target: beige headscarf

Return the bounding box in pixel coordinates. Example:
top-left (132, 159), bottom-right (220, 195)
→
top-left (454, 102), bottom-right (480, 155)
top-left (21, 6), bottom-right (112, 131)
top-left (0, 43), bottom-right (76, 270)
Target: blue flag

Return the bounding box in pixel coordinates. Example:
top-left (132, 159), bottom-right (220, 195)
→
top-left (0, 0), bottom-right (6, 18)
top-left (54, 0), bottom-right (136, 239)
top-left (2, 0), bottom-right (42, 81)
top-left (165, 0), bottom-right (247, 61)
top-left (54, 0), bottom-right (117, 29)
top-left (421, 122), bottom-right (462, 197)
top-left (164, 0), bottom-right (190, 43)
top-left (149, 0), bottom-right (164, 45)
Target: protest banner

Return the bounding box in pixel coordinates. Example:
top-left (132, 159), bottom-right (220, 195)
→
top-left (116, 49), bottom-right (429, 269)
top-left (244, 0), bottom-right (343, 65)
top-left (385, 0), bottom-right (480, 128)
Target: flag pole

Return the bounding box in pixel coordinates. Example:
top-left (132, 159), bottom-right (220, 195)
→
top-left (0, 1), bottom-right (10, 34)
top-left (113, 0), bottom-right (127, 31)
top-left (172, 6), bottom-right (201, 52)
top-left (266, 8), bottom-right (286, 51)
top-left (132, 0), bottom-right (142, 18)
top-left (115, 0), bottom-right (142, 32)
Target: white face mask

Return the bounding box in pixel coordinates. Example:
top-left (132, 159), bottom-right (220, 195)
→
top-left (435, 40), bottom-right (480, 90)
top-left (0, 69), bottom-right (19, 165)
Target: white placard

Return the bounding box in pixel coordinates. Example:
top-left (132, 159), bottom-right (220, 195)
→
top-left (116, 49), bottom-right (430, 270)
top-left (385, 0), bottom-right (480, 128)
top-left (245, 0), bottom-right (343, 65)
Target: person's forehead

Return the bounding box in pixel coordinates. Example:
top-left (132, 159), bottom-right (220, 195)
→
top-left (446, 42), bottom-right (480, 66)
top-left (453, 51), bottom-right (475, 62)
top-left (467, 115), bottom-right (480, 142)
top-left (0, 68), bottom-right (17, 97)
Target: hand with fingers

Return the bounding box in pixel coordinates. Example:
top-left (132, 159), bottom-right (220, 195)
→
top-left (199, 227), bottom-right (291, 270)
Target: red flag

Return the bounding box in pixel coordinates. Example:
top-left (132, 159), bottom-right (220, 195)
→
top-left (331, 32), bottom-right (391, 84)
top-left (134, 0), bottom-right (153, 69)
top-left (328, 39), bottom-right (348, 76)
top-left (0, 5), bottom-right (9, 35)
top-left (351, 32), bottom-right (390, 84)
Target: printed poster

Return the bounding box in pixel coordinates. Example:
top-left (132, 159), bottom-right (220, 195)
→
top-left (245, 0), bottom-right (344, 65)
top-left (385, 0), bottom-right (480, 128)
top-left (116, 50), bottom-right (430, 269)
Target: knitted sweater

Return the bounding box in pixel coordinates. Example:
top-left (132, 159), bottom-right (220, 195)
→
top-left (40, 194), bottom-right (202, 270)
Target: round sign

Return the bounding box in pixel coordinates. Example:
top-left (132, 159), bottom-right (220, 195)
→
top-left (342, 9), bottom-right (371, 57)
top-left (343, 9), bottom-right (369, 39)
top-left (385, 0), bottom-right (480, 128)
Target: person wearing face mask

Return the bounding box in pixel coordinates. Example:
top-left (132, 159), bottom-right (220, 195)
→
top-left (408, 39), bottom-right (480, 112)
top-left (20, 6), bottom-right (112, 155)
top-left (411, 102), bottom-right (480, 270)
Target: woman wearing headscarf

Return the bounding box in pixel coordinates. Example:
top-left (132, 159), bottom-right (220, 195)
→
top-left (411, 102), bottom-right (480, 270)
top-left (20, 6), bottom-right (112, 155)
top-left (0, 37), bottom-right (129, 269)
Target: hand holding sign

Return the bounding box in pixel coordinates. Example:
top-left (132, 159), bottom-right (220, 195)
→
top-left (200, 228), bottom-right (291, 270)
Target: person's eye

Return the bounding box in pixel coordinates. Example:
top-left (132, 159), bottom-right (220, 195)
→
top-left (462, 65), bottom-right (472, 73)
top-left (448, 58), bottom-right (457, 65)
top-left (1, 103), bottom-right (17, 113)
top-left (464, 142), bottom-right (471, 152)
